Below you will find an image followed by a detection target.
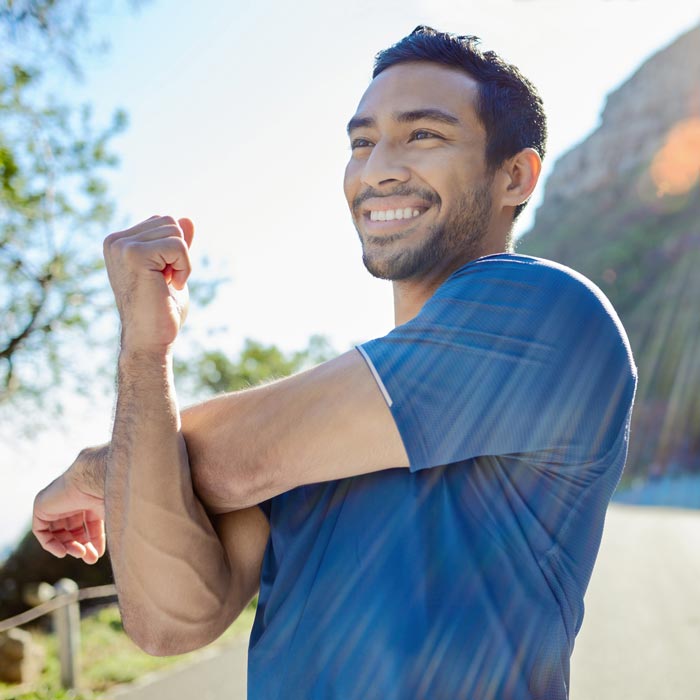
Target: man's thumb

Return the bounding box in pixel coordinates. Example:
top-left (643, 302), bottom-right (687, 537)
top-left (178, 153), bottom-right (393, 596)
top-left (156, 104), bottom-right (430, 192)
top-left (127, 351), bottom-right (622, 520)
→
top-left (178, 217), bottom-right (195, 249)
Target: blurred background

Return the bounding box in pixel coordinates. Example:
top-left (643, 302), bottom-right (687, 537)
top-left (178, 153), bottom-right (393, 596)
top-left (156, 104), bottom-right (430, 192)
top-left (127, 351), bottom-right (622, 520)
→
top-left (1, 1), bottom-right (699, 698)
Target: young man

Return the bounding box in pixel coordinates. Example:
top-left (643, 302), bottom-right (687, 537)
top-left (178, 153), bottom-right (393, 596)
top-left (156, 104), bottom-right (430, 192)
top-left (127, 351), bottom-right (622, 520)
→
top-left (33, 27), bottom-right (636, 700)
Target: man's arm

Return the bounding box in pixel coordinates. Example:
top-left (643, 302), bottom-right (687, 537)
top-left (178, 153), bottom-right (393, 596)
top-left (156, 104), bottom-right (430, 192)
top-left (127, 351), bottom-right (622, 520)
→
top-left (32, 440), bottom-right (269, 655)
top-left (106, 349), bottom-right (234, 654)
top-left (33, 337), bottom-right (410, 569)
top-left (49, 214), bottom-right (274, 657)
top-left (31, 344), bottom-right (406, 552)
top-left (33, 213), bottom-right (409, 653)
top-left (99, 215), bottom-right (281, 655)
top-left (182, 347), bottom-right (410, 513)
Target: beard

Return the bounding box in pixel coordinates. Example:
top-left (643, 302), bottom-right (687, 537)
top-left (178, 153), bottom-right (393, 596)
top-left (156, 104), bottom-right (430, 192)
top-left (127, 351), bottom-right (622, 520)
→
top-left (353, 180), bottom-right (494, 282)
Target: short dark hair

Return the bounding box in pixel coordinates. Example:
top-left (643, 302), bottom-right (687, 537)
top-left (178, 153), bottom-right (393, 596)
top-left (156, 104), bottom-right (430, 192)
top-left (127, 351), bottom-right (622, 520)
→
top-left (373, 26), bottom-right (547, 219)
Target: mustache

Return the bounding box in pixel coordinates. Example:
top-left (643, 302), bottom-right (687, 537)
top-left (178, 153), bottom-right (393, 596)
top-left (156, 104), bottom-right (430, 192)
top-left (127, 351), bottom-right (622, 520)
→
top-left (352, 185), bottom-right (441, 211)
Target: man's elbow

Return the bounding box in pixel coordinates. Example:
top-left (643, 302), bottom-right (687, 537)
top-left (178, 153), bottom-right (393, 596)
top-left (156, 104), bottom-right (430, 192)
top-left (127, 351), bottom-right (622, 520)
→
top-left (122, 613), bottom-right (230, 657)
top-left (191, 469), bottom-right (249, 512)
top-left (128, 630), bottom-right (188, 658)
top-left (190, 453), bottom-right (269, 512)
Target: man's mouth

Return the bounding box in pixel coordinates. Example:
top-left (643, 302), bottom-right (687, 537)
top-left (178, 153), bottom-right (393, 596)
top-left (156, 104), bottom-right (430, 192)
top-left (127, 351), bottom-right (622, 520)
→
top-left (359, 196), bottom-right (433, 228)
top-left (368, 208), bottom-right (423, 222)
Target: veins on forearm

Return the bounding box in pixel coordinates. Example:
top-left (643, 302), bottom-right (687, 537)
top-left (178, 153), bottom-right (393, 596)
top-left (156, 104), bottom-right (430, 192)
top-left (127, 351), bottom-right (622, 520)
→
top-left (105, 352), bottom-right (232, 627)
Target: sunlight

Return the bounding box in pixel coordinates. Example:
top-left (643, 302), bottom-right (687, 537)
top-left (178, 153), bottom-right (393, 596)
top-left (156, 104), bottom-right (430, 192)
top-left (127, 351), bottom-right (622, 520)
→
top-left (650, 117), bottom-right (700, 197)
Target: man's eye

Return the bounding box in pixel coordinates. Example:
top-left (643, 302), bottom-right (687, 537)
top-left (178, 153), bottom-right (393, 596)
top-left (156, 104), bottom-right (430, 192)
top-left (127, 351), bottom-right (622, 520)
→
top-left (411, 130), bottom-right (439, 141)
top-left (351, 138), bottom-right (373, 149)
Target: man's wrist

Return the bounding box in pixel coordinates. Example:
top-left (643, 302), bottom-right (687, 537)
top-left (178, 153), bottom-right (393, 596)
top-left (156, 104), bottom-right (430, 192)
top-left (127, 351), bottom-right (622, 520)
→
top-left (71, 444), bottom-right (109, 497)
top-left (118, 343), bottom-right (173, 369)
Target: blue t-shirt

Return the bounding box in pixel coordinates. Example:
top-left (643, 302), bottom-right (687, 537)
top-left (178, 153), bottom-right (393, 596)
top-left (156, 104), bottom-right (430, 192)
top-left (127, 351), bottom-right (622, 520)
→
top-left (248, 254), bottom-right (637, 700)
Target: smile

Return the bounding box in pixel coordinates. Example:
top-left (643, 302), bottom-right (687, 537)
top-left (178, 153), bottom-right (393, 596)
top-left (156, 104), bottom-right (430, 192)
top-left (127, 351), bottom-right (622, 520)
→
top-left (369, 208), bottom-right (422, 222)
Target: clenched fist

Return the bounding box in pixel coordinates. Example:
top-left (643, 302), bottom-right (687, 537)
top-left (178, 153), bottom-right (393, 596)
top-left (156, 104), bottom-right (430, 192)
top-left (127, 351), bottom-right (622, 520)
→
top-left (103, 215), bottom-right (195, 353)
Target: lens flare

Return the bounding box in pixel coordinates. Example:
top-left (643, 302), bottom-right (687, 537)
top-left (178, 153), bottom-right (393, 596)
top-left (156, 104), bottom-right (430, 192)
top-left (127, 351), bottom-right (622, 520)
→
top-left (650, 118), bottom-right (700, 197)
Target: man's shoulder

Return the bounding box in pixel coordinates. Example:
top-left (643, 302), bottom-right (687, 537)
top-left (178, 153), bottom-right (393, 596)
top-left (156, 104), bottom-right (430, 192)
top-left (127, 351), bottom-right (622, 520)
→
top-left (439, 253), bottom-right (616, 317)
top-left (450, 252), bottom-right (599, 290)
top-left (434, 253), bottom-right (636, 376)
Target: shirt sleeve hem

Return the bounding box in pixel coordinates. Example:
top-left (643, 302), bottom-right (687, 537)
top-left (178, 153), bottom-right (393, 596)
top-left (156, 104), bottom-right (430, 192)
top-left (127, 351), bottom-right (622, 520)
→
top-left (355, 345), bottom-right (393, 407)
top-left (355, 344), bottom-right (431, 473)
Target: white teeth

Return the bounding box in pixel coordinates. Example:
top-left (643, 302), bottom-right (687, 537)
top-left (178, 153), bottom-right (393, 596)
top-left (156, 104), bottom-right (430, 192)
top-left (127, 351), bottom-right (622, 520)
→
top-left (369, 208), bottom-right (423, 222)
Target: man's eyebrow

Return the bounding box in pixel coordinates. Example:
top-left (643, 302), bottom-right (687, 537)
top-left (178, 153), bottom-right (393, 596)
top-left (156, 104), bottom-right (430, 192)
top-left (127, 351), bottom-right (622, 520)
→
top-left (346, 109), bottom-right (460, 135)
top-left (395, 108), bottom-right (460, 126)
top-left (347, 115), bottom-right (375, 134)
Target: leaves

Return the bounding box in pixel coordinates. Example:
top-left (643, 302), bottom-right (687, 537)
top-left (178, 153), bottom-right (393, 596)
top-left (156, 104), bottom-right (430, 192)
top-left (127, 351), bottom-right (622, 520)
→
top-left (176, 335), bottom-right (338, 396)
top-left (0, 2), bottom-right (131, 416)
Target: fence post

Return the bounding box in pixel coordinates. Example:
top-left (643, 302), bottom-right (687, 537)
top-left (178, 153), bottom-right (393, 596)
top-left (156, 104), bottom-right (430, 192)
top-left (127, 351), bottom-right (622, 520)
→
top-left (52, 578), bottom-right (80, 689)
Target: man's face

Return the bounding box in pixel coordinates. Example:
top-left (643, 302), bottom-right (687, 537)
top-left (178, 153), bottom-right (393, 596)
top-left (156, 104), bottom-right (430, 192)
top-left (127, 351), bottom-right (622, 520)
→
top-left (344, 61), bottom-right (495, 282)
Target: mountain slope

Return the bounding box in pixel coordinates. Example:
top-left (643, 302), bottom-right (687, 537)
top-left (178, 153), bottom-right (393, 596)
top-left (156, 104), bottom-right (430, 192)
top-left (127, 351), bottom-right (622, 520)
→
top-left (518, 25), bottom-right (700, 480)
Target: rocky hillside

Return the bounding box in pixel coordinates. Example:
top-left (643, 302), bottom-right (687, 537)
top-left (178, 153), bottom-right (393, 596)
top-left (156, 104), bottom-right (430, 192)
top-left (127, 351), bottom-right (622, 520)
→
top-left (518, 24), bottom-right (700, 481)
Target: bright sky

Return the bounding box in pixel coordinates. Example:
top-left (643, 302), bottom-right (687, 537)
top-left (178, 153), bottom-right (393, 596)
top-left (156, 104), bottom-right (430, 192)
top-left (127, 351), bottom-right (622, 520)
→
top-left (2, 0), bottom-right (699, 552)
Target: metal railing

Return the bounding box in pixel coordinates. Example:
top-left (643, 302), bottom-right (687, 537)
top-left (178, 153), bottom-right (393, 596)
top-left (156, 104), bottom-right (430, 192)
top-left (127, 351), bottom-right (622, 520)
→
top-left (0, 580), bottom-right (118, 689)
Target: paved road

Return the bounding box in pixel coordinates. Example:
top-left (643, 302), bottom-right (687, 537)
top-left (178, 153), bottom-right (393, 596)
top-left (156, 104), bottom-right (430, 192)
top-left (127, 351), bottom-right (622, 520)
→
top-left (105, 504), bottom-right (700, 699)
top-left (104, 636), bottom-right (248, 700)
top-left (571, 504), bottom-right (700, 700)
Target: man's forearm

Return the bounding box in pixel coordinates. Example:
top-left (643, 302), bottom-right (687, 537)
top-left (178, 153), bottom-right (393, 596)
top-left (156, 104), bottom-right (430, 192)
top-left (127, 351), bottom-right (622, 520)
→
top-left (105, 350), bottom-right (235, 655)
top-left (73, 397), bottom-right (250, 514)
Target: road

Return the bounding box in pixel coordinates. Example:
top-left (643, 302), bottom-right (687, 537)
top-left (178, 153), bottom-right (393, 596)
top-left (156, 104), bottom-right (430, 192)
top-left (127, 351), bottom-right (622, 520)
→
top-left (571, 503), bottom-right (700, 699)
top-left (105, 504), bottom-right (700, 700)
top-left (104, 636), bottom-right (248, 700)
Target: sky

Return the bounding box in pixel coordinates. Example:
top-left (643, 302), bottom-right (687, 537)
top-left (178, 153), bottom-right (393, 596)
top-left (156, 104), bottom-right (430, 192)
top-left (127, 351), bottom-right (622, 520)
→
top-left (2, 0), bottom-right (700, 553)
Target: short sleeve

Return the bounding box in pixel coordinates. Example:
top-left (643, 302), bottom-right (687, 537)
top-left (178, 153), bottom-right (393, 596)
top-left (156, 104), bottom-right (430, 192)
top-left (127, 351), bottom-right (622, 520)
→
top-left (357, 255), bottom-right (637, 472)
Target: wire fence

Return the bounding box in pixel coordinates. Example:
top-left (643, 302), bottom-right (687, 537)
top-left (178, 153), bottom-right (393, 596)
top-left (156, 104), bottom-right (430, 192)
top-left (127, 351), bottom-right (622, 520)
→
top-left (0, 583), bottom-right (117, 634)
top-left (0, 581), bottom-right (118, 689)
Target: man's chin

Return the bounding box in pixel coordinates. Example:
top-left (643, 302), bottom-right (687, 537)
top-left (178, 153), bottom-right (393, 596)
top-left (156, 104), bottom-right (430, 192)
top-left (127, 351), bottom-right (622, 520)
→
top-left (362, 249), bottom-right (426, 281)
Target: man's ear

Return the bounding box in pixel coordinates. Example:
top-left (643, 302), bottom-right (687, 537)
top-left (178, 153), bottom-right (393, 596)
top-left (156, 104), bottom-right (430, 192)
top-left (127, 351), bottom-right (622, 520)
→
top-left (497, 148), bottom-right (542, 209)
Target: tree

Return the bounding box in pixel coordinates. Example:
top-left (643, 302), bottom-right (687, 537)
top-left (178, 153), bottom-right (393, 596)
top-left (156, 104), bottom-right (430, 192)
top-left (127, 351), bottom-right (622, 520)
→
top-left (0, 67), bottom-right (125, 406)
top-left (176, 335), bottom-right (338, 396)
top-left (0, 1), bottom-right (133, 410)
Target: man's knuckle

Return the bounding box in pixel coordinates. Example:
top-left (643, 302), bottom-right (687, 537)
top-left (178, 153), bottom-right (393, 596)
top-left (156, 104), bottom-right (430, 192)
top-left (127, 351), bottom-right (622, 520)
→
top-left (122, 241), bottom-right (141, 261)
top-left (106, 237), bottom-right (127, 258)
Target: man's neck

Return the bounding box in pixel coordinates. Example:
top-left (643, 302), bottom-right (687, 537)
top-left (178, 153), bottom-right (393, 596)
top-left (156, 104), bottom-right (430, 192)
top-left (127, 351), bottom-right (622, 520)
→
top-left (391, 248), bottom-right (509, 326)
top-left (392, 277), bottom-right (442, 326)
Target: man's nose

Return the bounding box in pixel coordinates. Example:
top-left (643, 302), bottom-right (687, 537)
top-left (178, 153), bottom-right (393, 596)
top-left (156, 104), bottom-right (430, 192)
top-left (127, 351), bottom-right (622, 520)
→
top-left (360, 141), bottom-right (410, 188)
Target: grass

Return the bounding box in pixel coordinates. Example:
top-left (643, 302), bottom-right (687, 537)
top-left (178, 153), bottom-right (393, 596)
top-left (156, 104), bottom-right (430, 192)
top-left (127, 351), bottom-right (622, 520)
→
top-left (0, 602), bottom-right (256, 700)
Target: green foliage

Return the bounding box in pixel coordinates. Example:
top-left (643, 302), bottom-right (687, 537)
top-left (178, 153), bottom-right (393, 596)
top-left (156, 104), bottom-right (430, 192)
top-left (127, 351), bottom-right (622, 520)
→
top-left (177, 334), bottom-right (338, 396)
top-left (0, 1), bottom-right (147, 76)
top-left (0, 604), bottom-right (255, 699)
top-left (0, 68), bottom-right (126, 406)
top-left (0, 1), bottom-right (133, 413)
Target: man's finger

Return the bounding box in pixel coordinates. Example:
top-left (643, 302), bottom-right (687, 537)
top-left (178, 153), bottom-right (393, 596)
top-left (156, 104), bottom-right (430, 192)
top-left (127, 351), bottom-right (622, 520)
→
top-left (137, 237), bottom-right (192, 289)
top-left (106, 223), bottom-right (184, 249)
top-left (126, 224), bottom-right (184, 244)
top-left (37, 535), bottom-right (68, 558)
top-left (83, 542), bottom-right (100, 565)
top-left (178, 217), bottom-right (195, 249)
top-left (111, 236), bottom-right (191, 281)
top-left (104, 215), bottom-right (181, 248)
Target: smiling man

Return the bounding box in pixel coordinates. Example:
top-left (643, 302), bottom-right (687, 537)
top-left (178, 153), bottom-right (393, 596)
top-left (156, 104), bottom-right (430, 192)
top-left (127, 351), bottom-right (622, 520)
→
top-left (32, 27), bottom-right (636, 700)
top-left (346, 65), bottom-right (500, 286)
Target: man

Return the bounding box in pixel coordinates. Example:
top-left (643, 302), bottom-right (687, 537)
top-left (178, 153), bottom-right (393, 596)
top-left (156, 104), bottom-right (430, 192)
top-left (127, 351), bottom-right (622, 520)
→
top-left (33, 27), bottom-right (636, 700)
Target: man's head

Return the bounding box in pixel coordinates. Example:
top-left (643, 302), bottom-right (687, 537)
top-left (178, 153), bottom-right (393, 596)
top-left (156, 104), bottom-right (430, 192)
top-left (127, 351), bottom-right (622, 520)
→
top-left (344, 26), bottom-right (546, 282)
